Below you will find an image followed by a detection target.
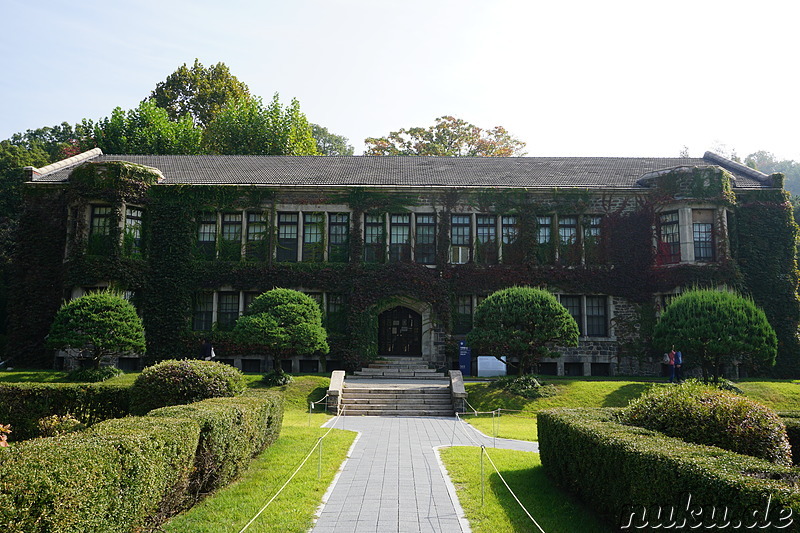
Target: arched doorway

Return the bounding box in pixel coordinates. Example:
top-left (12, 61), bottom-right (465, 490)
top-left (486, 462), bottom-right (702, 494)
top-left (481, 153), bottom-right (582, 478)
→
top-left (378, 306), bottom-right (422, 356)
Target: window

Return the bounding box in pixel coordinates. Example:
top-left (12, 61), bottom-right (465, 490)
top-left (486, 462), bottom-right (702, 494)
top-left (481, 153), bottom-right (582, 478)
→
top-left (364, 214), bottom-right (385, 263)
top-left (692, 209), bottom-right (715, 262)
top-left (328, 213), bottom-right (349, 262)
top-left (583, 215), bottom-right (603, 263)
top-left (415, 214), bottom-right (436, 264)
top-left (326, 293), bottom-right (347, 333)
top-left (586, 296), bottom-right (608, 337)
top-left (276, 212), bottom-right (299, 262)
top-left (193, 293), bottom-right (213, 331)
top-left (197, 212), bottom-right (217, 260)
top-left (657, 211), bottom-right (680, 264)
top-left (501, 215), bottom-right (521, 263)
top-left (244, 291), bottom-right (261, 313)
top-left (559, 295), bottom-right (583, 336)
top-left (303, 213), bottom-right (324, 262)
top-left (246, 212), bottom-right (268, 260)
top-left (389, 214), bottom-right (411, 262)
top-left (220, 213), bottom-right (242, 260)
top-left (537, 216), bottom-right (552, 244)
top-left (305, 292), bottom-right (323, 310)
top-left (450, 214), bottom-right (471, 264)
top-left (475, 215), bottom-right (497, 264)
top-left (453, 295), bottom-right (473, 334)
top-left (535, 216), bottom-right (552, 263)
top-left (217, 292), bottom-right (240, 331)
top-left (123, 206), bottom-right (143, 257)
top-left (89, 205), bottom-right (113, 255)
top-left (559, 215), bottom-right (579, 264)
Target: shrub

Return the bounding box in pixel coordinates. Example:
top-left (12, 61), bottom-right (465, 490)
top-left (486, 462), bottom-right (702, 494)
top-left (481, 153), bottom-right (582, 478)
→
top-left (129, 359), bottom-right (246, 415)
top-left (0, 383), bottom-right (130, 441)
top-left (46, 291), bottom-right (146, 369)
top-left (491, 374), bottom-right (557, 399)
top-left (538, 408), bottom-right (800, 529)
top-left (0, 416), bottom-right (198, 532)
top-left (65, 366), bottom-right (124, 383)
top-left (148, 391), bottom-right (283, 496)
top-left (779, 412), bottom-right (800, 466)
top-left (37, 413), bottom-right (85, 437)
top-left (622, 381), bottom-right (792, 465)
top-left (262, 369), bottom-right (293, 386)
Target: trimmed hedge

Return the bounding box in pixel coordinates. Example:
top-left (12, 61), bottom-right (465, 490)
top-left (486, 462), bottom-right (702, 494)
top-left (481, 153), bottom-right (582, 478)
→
top-left (148, 390), bottom-right (284, 496)
top-left (779, 411), bottom-right (800, 466)
top-left (0, 383), bottom-right (130, 440)
top-left (130, 359), bottom-right (247, 415)
top-left (538, 408), bottom-right (800, 529)
top-left (0, 417), bottom-right (199, 532)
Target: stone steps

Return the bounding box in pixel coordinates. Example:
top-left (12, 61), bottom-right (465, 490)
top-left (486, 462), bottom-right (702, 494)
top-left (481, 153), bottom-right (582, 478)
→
top-left (352, 358), bottom-right (447, 379)
top-left (340, 384), bottom-right (454, 417)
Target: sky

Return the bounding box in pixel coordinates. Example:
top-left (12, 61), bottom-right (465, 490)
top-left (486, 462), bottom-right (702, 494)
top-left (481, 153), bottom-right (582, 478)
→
top-left (2, 0), bottom-right (799, 160)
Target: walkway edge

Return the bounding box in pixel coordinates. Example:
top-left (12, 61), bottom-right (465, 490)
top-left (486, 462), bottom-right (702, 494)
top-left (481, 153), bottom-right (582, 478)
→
top-left (433, 445), bottom-right (472, 533)
top-left (311, 425), bottom-right (362, 527)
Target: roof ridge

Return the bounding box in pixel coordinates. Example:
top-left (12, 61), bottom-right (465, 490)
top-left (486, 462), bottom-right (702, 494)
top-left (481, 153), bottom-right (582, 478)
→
top-left (703, 151), bottom-right (769, 182)
top-left (29, 148), bottom-right (103, 179)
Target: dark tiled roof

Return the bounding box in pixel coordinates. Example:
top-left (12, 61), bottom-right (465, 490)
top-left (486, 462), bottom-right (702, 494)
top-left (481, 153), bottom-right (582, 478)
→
top-left (30, 152), bottom-right (773, 189)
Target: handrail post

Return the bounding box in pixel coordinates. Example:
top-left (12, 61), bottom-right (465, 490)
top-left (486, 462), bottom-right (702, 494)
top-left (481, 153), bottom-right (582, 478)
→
top-left (327, 370), bottom-right (345, 414)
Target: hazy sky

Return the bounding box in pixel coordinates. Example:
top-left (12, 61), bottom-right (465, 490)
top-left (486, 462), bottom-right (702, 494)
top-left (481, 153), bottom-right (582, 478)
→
top-left (3, 0), bottom-right (799, 159)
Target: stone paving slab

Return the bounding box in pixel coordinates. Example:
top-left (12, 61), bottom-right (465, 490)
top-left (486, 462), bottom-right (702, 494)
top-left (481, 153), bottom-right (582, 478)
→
top-left (312, 416), bottom-right (539, 533)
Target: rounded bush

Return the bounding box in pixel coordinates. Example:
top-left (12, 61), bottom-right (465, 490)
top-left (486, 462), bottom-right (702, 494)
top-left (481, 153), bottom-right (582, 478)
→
top-left (622, 381), bottom-right (792, 465)
top-left (261, 370), bottom-right (293, 387)
top-left (37, 414), bottom-right (85, 437)
top-left (66, 366), bottom-right (123, 383)
top-left (491, 375), bottom-right (557, 399)
top-left (129, 359), bottom-right (246, 415)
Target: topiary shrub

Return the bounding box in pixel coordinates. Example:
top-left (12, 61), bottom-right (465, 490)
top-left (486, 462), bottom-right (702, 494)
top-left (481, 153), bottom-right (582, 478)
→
top-left (65, 366), bottom-right (124, 383)
top-left (491, 374), bottom-right (557, 399)
top-left (261, 370), bottom-right (293, 386)
top-left (622, 381), bottom-right (792, 465)
top-left (129, 360), bottom-right (246, 415)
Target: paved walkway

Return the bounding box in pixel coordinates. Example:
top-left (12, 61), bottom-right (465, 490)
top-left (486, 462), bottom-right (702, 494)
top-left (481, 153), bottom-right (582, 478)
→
top-left (311, 416), bottom-right (539, 533)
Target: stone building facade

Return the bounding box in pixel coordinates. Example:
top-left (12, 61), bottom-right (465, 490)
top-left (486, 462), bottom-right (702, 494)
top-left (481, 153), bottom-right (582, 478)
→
top-left (8, 149), bottom-right (799, 377)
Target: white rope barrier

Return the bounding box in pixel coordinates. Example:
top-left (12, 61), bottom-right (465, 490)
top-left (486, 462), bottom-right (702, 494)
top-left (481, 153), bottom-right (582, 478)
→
top-left (480, 445), bottom-right (546, 533)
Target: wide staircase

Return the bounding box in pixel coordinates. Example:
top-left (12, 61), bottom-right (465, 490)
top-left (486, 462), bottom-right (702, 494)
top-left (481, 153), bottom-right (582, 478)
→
top-left (338, 357), bottom-right (455, 416)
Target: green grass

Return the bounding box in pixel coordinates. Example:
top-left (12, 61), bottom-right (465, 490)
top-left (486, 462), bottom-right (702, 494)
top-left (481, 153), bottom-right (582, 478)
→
top-left (737, 380), bottom-right (800, 411)
top-left (0, 369), bottom-right (70, 382)
top-left (440, 447), bottom-right (610, 533)
top-left (163, 375), bottom-right (356, 533)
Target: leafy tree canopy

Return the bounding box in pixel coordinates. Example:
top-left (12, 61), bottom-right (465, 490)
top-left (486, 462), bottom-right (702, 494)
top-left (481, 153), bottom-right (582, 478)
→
top-left (46, 291), bottom-right (146, 368)
top-left (364, 115), bottom-right (527, 157)
top-left (744, 150), bottom-right (800, 196)
top-left (203, 94), bottom-right (319, 156)
top-left (234, 288), bottom-right (328, 364)
top-left (149, 59), bottom-right (250, 127)
top-left (466, 286), bottom-right (578, 374)
top-left (312, 124), bottom-right (354, 156)
top-left (92, 100), bottom-right (203, 155)
top-left (652, 289), bottom-right (777, 380)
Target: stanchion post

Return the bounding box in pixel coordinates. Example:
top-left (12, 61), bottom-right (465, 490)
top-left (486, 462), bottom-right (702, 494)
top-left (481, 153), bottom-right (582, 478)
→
top-left (480, 446), bottom-right (485, 507)
top-left (318, 436), bottom-right (323, 479)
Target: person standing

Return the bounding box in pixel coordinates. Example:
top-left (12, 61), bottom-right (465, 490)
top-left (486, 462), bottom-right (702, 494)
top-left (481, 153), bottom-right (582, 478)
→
top-left (674, 349), bottom-right (683, 383)
top-left (668, 346), bottom-right (676, 383)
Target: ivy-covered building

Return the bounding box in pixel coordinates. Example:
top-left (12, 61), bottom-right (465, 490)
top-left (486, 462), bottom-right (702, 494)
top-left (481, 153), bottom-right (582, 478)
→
top-left (8, 148), bottom-right (800, 376)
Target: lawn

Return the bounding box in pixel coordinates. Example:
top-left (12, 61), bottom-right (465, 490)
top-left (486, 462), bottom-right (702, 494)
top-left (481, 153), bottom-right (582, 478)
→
top-left (440, 447), bottom-right (610, 533)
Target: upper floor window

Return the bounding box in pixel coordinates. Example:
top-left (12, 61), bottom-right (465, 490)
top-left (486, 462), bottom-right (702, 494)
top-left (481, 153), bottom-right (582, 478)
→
top-left (657, 211), bottom-right (680, 264)
top-left (192, 292), bottom-right (214, 331)
top-left (584, 215), bottom-right (603, 263)
top-left (303, 213), bottom-right (324, 262)
top-left (389, 214), bottom-right (411, 262)
top-left (277, 212), bottom-right (299, 262)
top-left (217, 291), bottom-right (240, 330)
top-left (364, 214), bottom-right (385, 263)
top-left (220, 213), bottom-right (242, 260)
top-left (451, 214), bottom-right (471, 264)
top-left (88, 205), bottom-right (114, 255)
top-left (415, 214), bottom-right (436, 265)
top-left (328, 213), bottom-right (349, 262)
top-left (692, 209), bottom-right (715, 262)
top-left (123, 207), bottom-right (143, 257)
top-left (246, 212), bottom-right (268, 261)
top-left (475, 215), bottom-right (498, 264)
top-left (326, 293), bottom-right (347, 333)
top-left (197, 212), bottom-right (217, 260)
top-left (453, 295), bottom-right (473, 334)
top-left (501, 215), bottom-right (522, 263)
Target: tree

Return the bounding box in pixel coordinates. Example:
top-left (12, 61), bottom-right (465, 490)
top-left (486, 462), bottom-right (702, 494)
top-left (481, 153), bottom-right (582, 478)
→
top-left (149, 59), bottom-right (250, 127)
top-left (364, 115), bottom-right (527, 157)
top-left (312, 124), bottom-right (354, 155)
top-left (203, 94), bottom-right (319, 155)
top-left (466, 287), bottom-right (578, 374)
top-left (744, 150), bottom-right (800, 195)
top-left (233, 288), bottom-right (328, 369)
top-left (652, 289), bottom-right (777, 381)
top-left (46, 291), bottom-right (146, 369)
top-left (92, 100), bottom-right (203, 155)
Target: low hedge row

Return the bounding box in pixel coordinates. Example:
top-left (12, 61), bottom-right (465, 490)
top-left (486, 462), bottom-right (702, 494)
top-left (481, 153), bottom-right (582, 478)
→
top-left (0, 391), bottom-right (283, 532)
top-left (779, 411), bottom-right (800, 465)
top-left (0, 383), bottom-right (131, 440)
top-left (538, 408), bottom-right (800, 530)
top-left (150, 390), bottom-right (284, 495)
